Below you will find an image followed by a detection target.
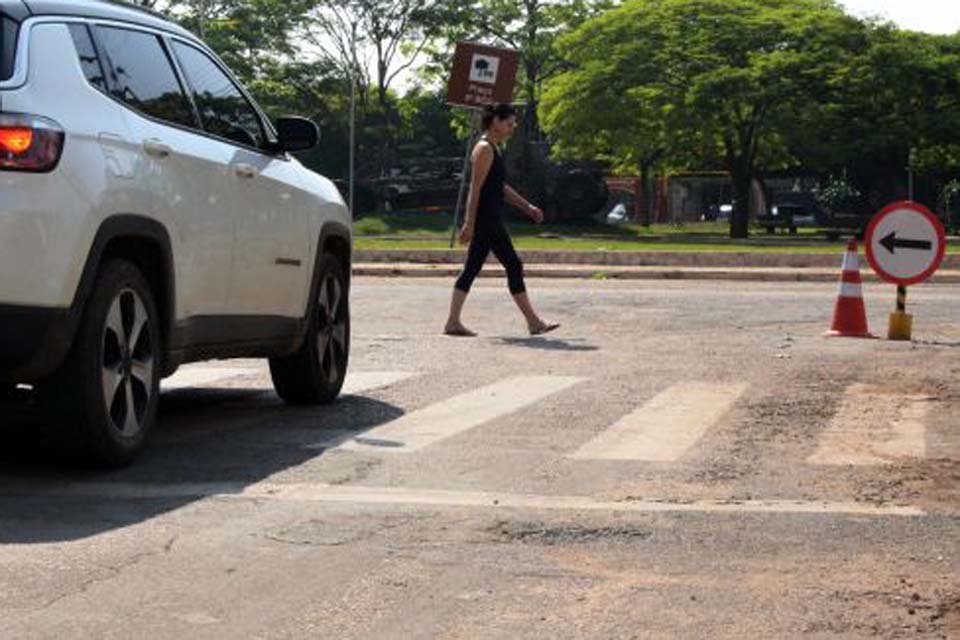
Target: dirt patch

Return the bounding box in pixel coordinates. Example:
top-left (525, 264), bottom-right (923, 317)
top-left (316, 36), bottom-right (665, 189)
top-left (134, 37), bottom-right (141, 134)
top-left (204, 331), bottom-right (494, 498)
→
top-left (853, 460), bottom-right (960, 512)
top-left (807, 581), bottom-right (960, 638)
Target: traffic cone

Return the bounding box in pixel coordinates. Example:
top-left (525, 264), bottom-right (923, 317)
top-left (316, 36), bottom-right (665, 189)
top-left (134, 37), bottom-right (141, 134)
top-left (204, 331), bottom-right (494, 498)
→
top-left (825, 239), bottom-right (873, 338)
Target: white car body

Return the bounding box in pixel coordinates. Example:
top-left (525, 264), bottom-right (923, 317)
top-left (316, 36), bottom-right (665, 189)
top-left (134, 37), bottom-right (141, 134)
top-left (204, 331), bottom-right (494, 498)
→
top-left (0, 0), bottom-right (352, 464)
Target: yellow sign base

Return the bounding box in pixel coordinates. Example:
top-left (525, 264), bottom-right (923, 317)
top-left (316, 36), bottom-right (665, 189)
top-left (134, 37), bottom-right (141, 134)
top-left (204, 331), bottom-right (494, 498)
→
top-left (888, 311), bottom-right (913, 341)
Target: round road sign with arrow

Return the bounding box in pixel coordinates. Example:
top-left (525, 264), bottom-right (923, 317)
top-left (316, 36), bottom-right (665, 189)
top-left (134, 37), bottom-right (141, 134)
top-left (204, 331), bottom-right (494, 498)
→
top-left (865, 201), bottom-right (946, 286)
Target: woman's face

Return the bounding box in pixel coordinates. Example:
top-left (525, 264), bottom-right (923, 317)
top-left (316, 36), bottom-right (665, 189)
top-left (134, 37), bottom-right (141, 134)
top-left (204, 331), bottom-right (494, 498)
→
top-left (492, 115), bottom-right (517, 139)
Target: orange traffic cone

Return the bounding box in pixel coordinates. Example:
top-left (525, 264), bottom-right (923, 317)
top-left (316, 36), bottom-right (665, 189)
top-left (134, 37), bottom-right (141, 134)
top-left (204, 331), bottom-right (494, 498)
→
top-left (825, 239), bottom-right (873, 338)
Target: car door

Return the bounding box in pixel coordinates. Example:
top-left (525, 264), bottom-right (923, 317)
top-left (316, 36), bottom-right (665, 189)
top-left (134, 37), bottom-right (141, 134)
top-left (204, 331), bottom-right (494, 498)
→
top-left (93, 24), bottom-right (236, 322)
top-left (169, 40), bottom-right (311, 320)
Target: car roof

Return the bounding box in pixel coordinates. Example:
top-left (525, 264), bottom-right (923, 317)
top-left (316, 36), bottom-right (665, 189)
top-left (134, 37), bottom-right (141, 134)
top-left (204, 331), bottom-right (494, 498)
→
top-left (19, 0), bottom-right (194, 39)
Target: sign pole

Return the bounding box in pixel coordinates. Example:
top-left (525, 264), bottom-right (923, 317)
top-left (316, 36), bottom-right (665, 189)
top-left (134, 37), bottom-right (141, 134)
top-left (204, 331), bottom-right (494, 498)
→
top-left (888, 285), bottom-right (912, 341)
top-left (449, 125), bottom-right (480, 248)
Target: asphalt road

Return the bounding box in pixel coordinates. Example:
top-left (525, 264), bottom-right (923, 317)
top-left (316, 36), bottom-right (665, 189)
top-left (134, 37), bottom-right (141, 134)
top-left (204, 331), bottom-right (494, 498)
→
top-left (1, 277), bottom-right (958, 639)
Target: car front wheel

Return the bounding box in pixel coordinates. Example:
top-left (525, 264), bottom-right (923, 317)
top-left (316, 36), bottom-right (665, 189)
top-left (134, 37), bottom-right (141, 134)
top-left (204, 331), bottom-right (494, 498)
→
top-left (270, 253), bottom-right (349, 405)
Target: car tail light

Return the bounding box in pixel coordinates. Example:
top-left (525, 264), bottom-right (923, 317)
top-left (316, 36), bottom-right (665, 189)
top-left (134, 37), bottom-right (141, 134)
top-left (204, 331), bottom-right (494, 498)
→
top-left (0, 113), bottom-right (65, 172)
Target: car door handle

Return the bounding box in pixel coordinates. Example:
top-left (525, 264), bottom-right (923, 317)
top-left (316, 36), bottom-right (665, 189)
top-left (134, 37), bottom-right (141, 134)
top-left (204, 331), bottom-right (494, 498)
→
top-left (232, 163), bottom-right (259, 179)
top-left (143, 139), bottom-right (173, 158)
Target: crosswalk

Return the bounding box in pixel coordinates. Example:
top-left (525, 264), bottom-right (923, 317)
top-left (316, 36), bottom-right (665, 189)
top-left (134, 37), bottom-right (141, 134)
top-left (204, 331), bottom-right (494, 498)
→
top-left (807, 384), bottom-right (930, 465)
top-left (337, 376), bottom-right (584, 453)
top-left (570, 383), bottom-right (748, 461)
top-left (161, 365), bottom-right (941, 465)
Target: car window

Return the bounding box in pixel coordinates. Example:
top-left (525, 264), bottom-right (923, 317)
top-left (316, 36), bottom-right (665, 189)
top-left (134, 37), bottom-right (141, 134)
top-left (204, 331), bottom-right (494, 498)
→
top-left (95, 26), bottom-right (195, 128)
top-left (171, 41), bottom-right (265, 149)
top-left (0, 14), bottom-right (18, 81)
top-left (67, 24), bottom-right (107, 93)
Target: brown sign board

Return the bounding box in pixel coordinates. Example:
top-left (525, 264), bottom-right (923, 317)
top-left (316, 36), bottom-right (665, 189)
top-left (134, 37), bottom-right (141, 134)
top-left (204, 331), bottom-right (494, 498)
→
top-left (446, 42), bottom-right (520, 109)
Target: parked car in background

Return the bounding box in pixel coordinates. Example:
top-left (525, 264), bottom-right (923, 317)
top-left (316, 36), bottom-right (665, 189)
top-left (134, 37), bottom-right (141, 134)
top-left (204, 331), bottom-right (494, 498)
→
top-left (757, 202), bottom-right (817, 234)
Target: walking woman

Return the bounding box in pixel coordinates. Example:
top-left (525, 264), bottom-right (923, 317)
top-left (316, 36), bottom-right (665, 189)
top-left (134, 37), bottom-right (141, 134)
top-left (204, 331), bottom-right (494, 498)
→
top-left (444, 103), bottom-right (560, 337)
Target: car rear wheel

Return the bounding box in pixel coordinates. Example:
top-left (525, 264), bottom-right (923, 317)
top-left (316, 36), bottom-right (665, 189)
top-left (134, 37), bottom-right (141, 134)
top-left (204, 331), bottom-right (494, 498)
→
top-left (270, 253), bottom-right (349, 405)
top-left (0, 384), bottom-right (17, 403)
top-left (45, 260), bottom-right (160, 467)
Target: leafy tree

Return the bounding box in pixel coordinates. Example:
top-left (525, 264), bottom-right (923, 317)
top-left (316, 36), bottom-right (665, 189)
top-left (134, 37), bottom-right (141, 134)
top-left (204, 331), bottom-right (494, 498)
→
top-left (540, 0), bottom-right (867, 237)
top-left (395, 88), bottom-right (463, 159)
top-left (303, 0), bottom-right (452, 111)
top-left (789, 25), bottom-right (960, 212)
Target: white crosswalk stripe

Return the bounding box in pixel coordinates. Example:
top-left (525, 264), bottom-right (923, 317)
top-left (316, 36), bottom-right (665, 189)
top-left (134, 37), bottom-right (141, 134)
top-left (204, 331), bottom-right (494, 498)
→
top-left (162, 366), bottom-right (418, 396)
top-left (162, 366), bottom-right (257, 391)
top-left (342, 371), bottom-right (421, 395)
top-left (570, 383), bottom-right (749, 461)
top-left (328, 376), bottom-right (585, 454)
top-left (807, 384), bottom-right (930, 465)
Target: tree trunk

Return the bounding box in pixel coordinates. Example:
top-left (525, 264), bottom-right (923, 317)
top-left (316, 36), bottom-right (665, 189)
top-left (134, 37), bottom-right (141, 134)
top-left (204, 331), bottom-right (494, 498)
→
top-left (730, 171), bottom-right (751, 239)
top-left (638, 161), bottom-right (651, 227)
top-left (725, 134), bottom-right (754, 240)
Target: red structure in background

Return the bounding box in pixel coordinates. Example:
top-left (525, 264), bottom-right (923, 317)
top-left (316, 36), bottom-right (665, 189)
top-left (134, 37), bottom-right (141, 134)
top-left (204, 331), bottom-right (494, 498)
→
top-left (605, 177), bottom-right (668, 223)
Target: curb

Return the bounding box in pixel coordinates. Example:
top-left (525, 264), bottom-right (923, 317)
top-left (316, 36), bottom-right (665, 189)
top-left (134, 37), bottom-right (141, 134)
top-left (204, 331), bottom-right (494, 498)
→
top-left (353, 263), bottom-right (960, 284)
top-left (355, 249), bottom-right (960, 270)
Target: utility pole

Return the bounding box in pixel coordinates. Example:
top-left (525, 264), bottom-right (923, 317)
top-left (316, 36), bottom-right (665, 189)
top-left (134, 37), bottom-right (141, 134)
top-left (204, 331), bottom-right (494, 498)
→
top-left (348, 20), bottom-right (357, 217)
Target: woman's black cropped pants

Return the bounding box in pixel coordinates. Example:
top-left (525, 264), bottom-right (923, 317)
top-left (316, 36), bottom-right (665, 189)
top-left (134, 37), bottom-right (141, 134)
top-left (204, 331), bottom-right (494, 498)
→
top-left (454, 219), bottom-right (526, 295)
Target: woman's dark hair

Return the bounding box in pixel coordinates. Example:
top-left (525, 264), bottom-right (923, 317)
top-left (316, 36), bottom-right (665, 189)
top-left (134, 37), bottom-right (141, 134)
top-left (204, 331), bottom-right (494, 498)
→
top-left (481, 103), bottom-right (517, 130)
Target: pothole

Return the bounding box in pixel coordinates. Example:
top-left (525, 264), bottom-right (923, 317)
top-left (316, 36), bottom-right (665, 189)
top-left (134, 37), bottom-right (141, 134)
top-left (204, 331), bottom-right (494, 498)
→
top-left (488, 521), bottom-right (653, 546)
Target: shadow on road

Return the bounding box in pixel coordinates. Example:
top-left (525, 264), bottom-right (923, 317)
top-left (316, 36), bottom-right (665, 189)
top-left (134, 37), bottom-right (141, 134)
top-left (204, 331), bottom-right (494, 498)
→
top-left (495, 337), bottom-right (599, 352)
top-left (0, 387), bottom-right (404, 544)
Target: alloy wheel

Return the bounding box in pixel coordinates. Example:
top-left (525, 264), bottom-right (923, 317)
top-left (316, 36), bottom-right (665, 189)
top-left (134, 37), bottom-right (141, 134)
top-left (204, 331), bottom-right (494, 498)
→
top-left (101, 289), bottom-right (155, 437)
top-left (316, 273), bottom-right (347, 384)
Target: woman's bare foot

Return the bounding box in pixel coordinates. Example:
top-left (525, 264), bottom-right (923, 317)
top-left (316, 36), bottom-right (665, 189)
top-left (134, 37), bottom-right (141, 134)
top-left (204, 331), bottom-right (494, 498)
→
top-left (444, 322), bottom-right (477, 337)
top-left (529, 320), bottom-right (560, 336)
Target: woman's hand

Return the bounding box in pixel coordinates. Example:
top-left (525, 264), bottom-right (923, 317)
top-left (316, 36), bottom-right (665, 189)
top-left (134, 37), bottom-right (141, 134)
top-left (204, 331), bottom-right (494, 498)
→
top-left (458, 223), bottom-right (475, 245)
top-left (527, 204), bottom-right (545, 224)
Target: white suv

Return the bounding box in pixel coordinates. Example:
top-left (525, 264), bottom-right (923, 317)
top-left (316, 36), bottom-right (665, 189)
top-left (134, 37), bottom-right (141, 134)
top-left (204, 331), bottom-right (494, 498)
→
top-left (0, 0), bottom-right (352, 465)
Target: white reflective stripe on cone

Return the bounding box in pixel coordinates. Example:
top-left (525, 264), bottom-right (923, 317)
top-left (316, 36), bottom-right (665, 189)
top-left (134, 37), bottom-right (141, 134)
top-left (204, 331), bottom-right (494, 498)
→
top-left (841, 252), bottom-right (860, 272)
top-left (838, 282), bottom-right (863, 298)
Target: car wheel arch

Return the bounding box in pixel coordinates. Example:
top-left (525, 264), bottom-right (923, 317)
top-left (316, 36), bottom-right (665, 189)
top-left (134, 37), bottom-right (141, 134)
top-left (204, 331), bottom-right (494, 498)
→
top-left (295, 222), bottom-right (350, 326)
top-left (73, 215), bottom-right (176, 372)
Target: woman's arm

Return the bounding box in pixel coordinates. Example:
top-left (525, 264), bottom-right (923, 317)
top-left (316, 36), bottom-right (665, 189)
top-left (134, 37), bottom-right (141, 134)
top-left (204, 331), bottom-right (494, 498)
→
top-left (505, 184), bottom-right (544, 223)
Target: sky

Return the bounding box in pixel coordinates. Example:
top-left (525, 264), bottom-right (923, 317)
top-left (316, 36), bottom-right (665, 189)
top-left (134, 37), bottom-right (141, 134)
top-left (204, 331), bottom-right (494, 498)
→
top-left (838, 0), bottom-right (960, 34)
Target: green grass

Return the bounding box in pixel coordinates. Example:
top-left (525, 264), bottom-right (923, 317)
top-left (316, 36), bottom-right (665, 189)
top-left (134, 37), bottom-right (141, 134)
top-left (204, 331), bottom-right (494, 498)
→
top-left (353, 211), bottom-right (960, 254)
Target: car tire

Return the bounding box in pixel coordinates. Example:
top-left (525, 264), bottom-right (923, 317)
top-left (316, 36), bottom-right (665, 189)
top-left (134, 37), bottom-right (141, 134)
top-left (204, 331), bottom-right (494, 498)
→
top-left (45, 260), bottom-right (161, 467)
top-left (270, 253), bottom-right (349, 405)
top-left (0, 384), bottom-right (18, 404)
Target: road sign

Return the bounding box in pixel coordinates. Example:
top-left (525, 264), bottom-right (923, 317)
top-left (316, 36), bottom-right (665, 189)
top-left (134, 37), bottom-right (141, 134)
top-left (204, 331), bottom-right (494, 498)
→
top-left (446, 42), bottom-right (519, 109)
top-left (865, 201), bottom-right (946, 286)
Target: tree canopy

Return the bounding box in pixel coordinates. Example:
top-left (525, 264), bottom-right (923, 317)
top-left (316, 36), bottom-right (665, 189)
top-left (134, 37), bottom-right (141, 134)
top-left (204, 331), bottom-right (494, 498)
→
top-left (542, 0), bottom-right (873, 236)
top-left (123, 0), bottom-right (960, 221)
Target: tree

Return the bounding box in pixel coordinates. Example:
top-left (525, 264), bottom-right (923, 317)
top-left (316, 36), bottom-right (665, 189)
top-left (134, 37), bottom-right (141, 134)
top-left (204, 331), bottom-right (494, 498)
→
top-left (300, 0), bottom-right (457, 176)
top-left (303, 0), bottom-right (451, 112)
top-left (784, 25), bottom-right (960, 212)
top-left (540, 5), bottom-right (675, 224)
top-left (540, 0), bottom-right (867, 237)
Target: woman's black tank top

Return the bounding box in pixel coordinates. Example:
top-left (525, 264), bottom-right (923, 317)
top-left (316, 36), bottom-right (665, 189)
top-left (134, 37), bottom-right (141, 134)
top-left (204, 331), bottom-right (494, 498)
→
top-left (476, 138), bottom-right (505, 224)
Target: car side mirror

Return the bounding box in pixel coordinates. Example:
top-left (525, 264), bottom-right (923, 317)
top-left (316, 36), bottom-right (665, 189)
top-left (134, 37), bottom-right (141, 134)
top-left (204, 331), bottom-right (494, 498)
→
top-left (274, 116), bottom-right (319, 153)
